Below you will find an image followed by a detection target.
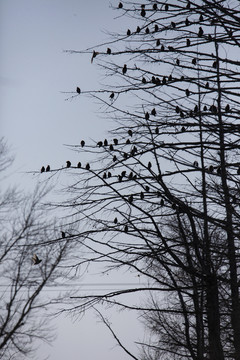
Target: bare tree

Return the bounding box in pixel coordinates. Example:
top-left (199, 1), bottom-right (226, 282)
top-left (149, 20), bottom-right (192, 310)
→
top-left (56, 1), bottom-right (240, 359)
top-left (0, 139), bottom-right (74, 359)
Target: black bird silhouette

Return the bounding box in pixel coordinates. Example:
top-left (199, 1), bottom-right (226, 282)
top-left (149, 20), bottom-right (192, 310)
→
top-left (86, 163), bottom-right (90, 170)
top-left (225, 104), bottom-right (230, 112)
top-left (186, 38), bottom-right (190, 47)
top-left (151, 108), bottom-right (156, 116)
top-left (148, 162), bottom-right (152, 170)
top-left (192, 58), bottom-right (197, 65)
top-left (160, 199), bottom-right (164, 206)
top-left (145, 186), bottom-right (150, 192)
top-left (145, 112), bottom-right (149, 120)
top-left (122, 64), bottom-right (127, 74)
top-left (185, 89), bottom-right (190, 97)
top-left (113, 138), bottom-right (118, 145)
top-left (165, 4), bottom-right (169, 11)
top-left (141, 8), bottom-right (146, 17)
top-left (156, 39), bottom-right (160, 46)
top-left (193, 161), bottom-right (199, 167)
top-left (110, 92), bottom-right (114, 99)
top-left (91, 50), bottom-right (99, 63)
top-left (140, 192), bottom-right (144, 200)
top-left (208, 165), bottom-right (214, 173)
top-left (66, 161), bottom-right (71, 168)
top-left (128, 195), bottom-right (133, 203)
top-left (103, 172), bottom-right (107, 179)
top-left (113, 155), bottom-right (117, 162)
top-left (114, 217), bottom-right (118, 224)
top-left (127, 29), bottom-right (131, 36)
top-left (81, 140), bottom-right (85, 147)
top-left (237, 167), bottom-right (240, 175)
top-left (124, 225), bottom-right (128, 233)
top-left (145, 27), bottom-right (150, 34)
top-left (136, 26), bottom-right (141, 33)
top-left (142, 77), bottom-right (147, 84)
top-left (104, 139), bottom-right (108, 146)
top-left (161, 45), bottom-right (165, 51)
top-left (118, 2), bottom-right (123, 8)
top-left (176, 59), bottom-right (180, 66)
top-left (32, 254), bottom-right (42, 265)
top-left (198, 27), bottom-right (204, 37)
top-left (154, 24), bottom-right (159, 32)
top-left (46, 165), bottom-right (50, 172)
top-left (41, 166), bottom-right (45, 173)
top-left (97, 141), bottom-right (103, 147)
top-left (61, 231), bottom-right (66, 238)
top-left (77, 162), bottom-right (81, 168)
top-left (108, 172), bottom-right (112, 178)
top-left (185, 18), bottom-right (189, 26)
top-left (107, 48), bottom-right (111, 54)
top-left (128, 129), bottom-right (133, 137)
top-left (76, 87), bottom-right (81, 94)
top-left (199, 14), bottom-right (203, 22)
top-left (109, 144), bottom-right (114, 151)
top-left (155, 127), bottom-right (159, 134)
top-left (153, 3), bottom-right (157, 10)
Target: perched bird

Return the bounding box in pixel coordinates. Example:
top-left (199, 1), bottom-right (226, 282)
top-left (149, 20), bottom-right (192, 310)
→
top-left (41, 166), bottom-right (45, 173)
top-left (140, 191), bottom-right (144, 200)
top-left (145, 27), bottom-right (150, 34)
top-left (176, 59), bottom-right (180, 66)
top-left (145, 112), bottom-right (149, 120)
top-left (76, 87), bottom-right (81, 94)
top-left (109, 144), bottom-right (114, 151)
top-left (81, 140), bottom-right (85, 147)
top-left (225, 104), bottom-right (230, 112)
top-left (46, 165), bottom-right (50, 172)
top-left (108, 171), bottom-right (112, 178)
top-left (97, 141), bottom-right (103, 147)
top-left (237, 167), bottom-right (240, 175)
top-left (141, 8), bottom-right (146, 17)
top-left (205, 82), bottom-right (209, 89)
top-left (193, 161), bottom-right (199, 167)
top-left (154, 24), bottom-right (159, 32)
top-left (192, 58), bottom-right (197, 65)
top-left (128, 195), bottom-right (133, 203)
top-left (171, 21), bottom-right (176, 29)
top-left (32, 254), bottom-right (42, 265)
top-left (122, 64), bottom-right (127, 74)
top-left (107, 48), bottom-right (111, 54)
top-left (127, 29), bottom-right (131, 36)
top-left (113, 155), bottom-right (117, 162)
top-left (86, 163), bottom-right (90, 170)
top-left (124, 225), bottom-right (128, 233)
top-left (142, 77), bottom-right (147, 84)
top-left (165, 4), bottom-right (169, 11)
top-left (185, 89), bottom-right (190, 97)
top-left (148, 161), bottom-right (152, 170)
top-left (198, 27), bottom-right (204, 37)
top-left (104, 139), bottom-right (108, 146)
top-left (186, 38), bottom-right (191, 47)
top-left (136, 26), bottom-right (141, 33)
top-left (185, 18), bottom-right (189, 26)
top-left (145, 186), bottom-right (150, 192)
top-left (156, 39), bottom-right (160, 46)
top-left (66, 161), bottom-right (71, 168)
top-left (103, 172), bottom-right (107, 179)
top-left (114, 217), bottom-right (118, 224)
top-left (113, 138), bottom-right (118, 145)
top-left (77, 162), bottom-right (81, 168)
top-left (155, 127), bottom-right (159, 134)
top-left (153, 3), bottom-right (157, 10)
top-left (160, 199), bottom-right (164, 206)
top-left (181, 126), bottom-right (186, 132)
top-left (128, 129), bottom-right (133, 137)
top-left (118, 2), bottom-right (123, 9)
top-left (61, 231), bottom-right (66, 238)
top-left (91, 50), bottom-right (99, 63)
top-left (121, 170), bottom-right (126, 177)
top-left (208, 165), bottom-right (214, 173)
top-left (110, 92), bottom-right (114, 99)
top-left (176, 106), bottom-right (180, 113)
top-left (151, 108), bottom-right (156, 116)
top-left (126, 139), bottom-right (131, 144)
top-left (199, 14), bottom-right (203, 22)
top-left (161, 45), bottom-right (165, 51)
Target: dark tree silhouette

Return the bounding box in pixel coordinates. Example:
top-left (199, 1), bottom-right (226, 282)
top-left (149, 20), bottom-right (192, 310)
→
top-left (0, 139), bottom-right (74, 359)
top-left (60, 1), bottom-right (240, 359)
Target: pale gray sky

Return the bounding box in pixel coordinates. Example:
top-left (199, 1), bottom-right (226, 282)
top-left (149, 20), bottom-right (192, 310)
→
top-left (1, 1), bottom-right (144, 359)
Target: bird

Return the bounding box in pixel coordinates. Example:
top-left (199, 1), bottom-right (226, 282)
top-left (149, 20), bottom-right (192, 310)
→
top-left (140, 191), bottom-right (144, 200)
top-left (145, 112), bottom-right (149, 120)
top-left (97, 141), bottom-right (103, 147)
top-left (32, 254), bottom-right (42, 265)
top-left (86, 163), bottom-right (90, 170)
top-left (155, 127), bottom-right (159, 134)
top-left (176, 59), bottom-right (180, 66)
top-left (145, 186), bottom-right (150, 192)
top-left (186, 38), bottom-right (191, 47)
top-left (148, 161), bottom-right (152, 170)
top-left (141, 8), bottom-right (146, 17)
top-left (113, 155), bottom-right (117, 162)
top-left (104, 139), bottom-right (108, 146)
top-left (153, 3), bottom-right (157, 10)
top-left (136, 26), bottom-right (141, 33)
top-left (142, 77), bottom-right (147, 84)
top-left (110, 92), bottom-right (114, 99)
top-left (81, 140), bottom-right (85, 147)
top-left (66, 161), bottom-right (71, 168)
top-left (198, 27), bottom-right (204, 37)
top-left (165, 4), bottom-right (169, 11)
top-left (77, 162), bottom-right (81, 168)
top-left (199, 14), bottom-right (203, 22)
top-left (91, 50), bottom-right (99, 63)
top-left (156, 39), bottom-right (160, 46)
top-left (108, 171), bottom-right (112, 178)
top-left (127, 29), bottom-right (131, 36)
top-left (124, 225), bottom-right (128, 233)
top-left (113, 138), bottom-right (118, 145)
top-left (192, 58), bottom-right (197, 65)
top-left (161, 45), bottom-right (165, 51)
top-left (225, 104), bottom-right (230, 112)
top-left (107, 48), bottom-right (111, 54)
top-left (41, 166), bottom-right (45, 173)
top-left (145, 27), bottom-right (150, 34)
top-left (151, 108), bottom-right (156, 116)
top-left (61, 231), bottom-right (66, 238)
top-left (76, 87), bottom-right (81, 94)
top-left (154, 24), bottom-right (159, 32)
top-left (208, 165), bottom-right (214, 173)
top-left (160, 199), bottom-right (164, 206)
top-left (126, 139), bottom-right (131, 145)
top-left (122, 64), bottom-right (127, 74)
top-left (185, 18), bottom-right (189, 26)
top-left (128, 129), bottom-right (133, 137)
top-left (118, 2), bottom-right (123, 8)
top-left (46, 165), bottom-right (50, 172)
top-left (185, 89), bottom-right (190, 97)
top-left (114, 217), bottom-right (118, 224)
top-left (109, 144), bottom-right (114, 151)
top-left (171, 21), bottom-right (176, 29)
top-left (193, 161), bottom-right (199, 167)
top-left (128, 195), bottom-right (133, 203)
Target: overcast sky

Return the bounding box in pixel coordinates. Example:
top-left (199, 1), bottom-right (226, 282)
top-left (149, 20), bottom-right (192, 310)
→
top-left (1, 1), bottom-right (144, 359)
